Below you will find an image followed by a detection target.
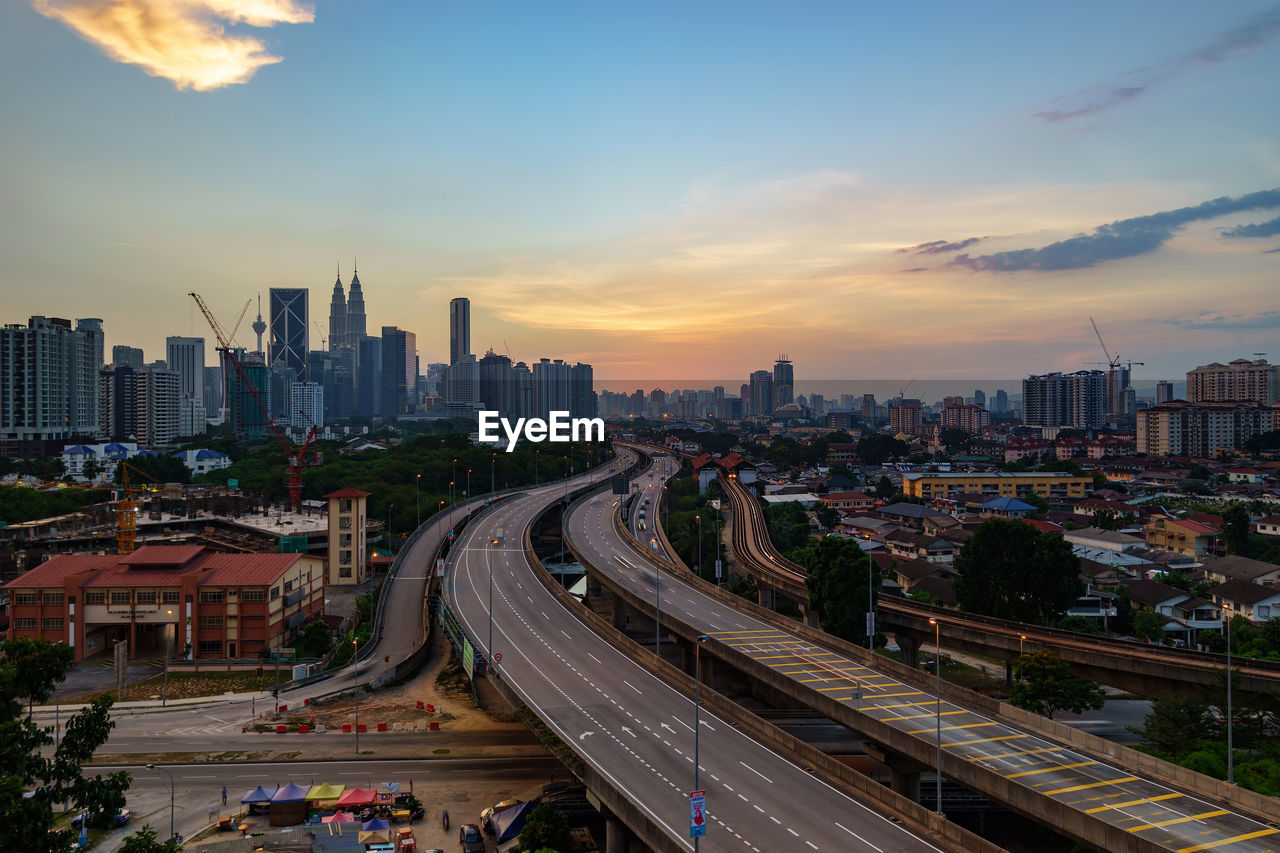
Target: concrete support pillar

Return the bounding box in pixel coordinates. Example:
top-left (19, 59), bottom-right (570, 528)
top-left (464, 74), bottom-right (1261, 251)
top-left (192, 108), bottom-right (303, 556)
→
top-left (863, 740), bottom-right (928, 804)
top-left (803, 605), bottom-right (820, 629)
top-left (757, 582), bottom-right (776, 610)
top-left (612, 598), bottom-right (627, 632)
top-left (1005, 659), bottom-right (1013, 687)
top-left (897, 634), bottom-right (920, 669)
top-left (605, 816), bottom-right (626, 853)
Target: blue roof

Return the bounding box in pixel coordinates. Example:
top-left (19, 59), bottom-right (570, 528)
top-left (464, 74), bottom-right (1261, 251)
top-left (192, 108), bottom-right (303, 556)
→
top-left (104, 443), bottom-right (129, 451)
top-left (136, 449), bottom-right (158, 457)
top-left (195, 449), bottom-right (229, 459)
top-left (982, 497), bottom-right (1035, 511)
top-left (62, 445), bottom-right (94, 455)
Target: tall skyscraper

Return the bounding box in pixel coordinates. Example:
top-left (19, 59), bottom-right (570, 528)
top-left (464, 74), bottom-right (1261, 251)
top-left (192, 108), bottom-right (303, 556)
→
top-left (356, 336), bottom-right (382, 416)
top-left (1105, 365), bottom-right (1134, 427)
top-left (112, 345), bottom-right (144, 369)
top-left (749, 370), bottom-right (773, 417)
top-left (380, 326), bottom-right (417, 417)
top-left (772, 356), bottom-right (794, 409)
top-left (993, 389), bottom-right (1009, 413)
top-left (134, 364), bottom-right (181, 446)
top-left (1022, 371), bottom-right (1106, 430)
top-left (0, 316), bottom-right (102, 445)
top-left (1156, 380), bottom-right (1175, 403)
top-left (223, 349), bottom-right (268, 440)
top-left (268, 288), bottom-right (308, 378)
top-left (450, 298), bottom-right (471, 365)
top-left (165, 336), bottom-right (205, 404)
top-left (973, 389), bottom-right (986, 408)
top-left (328, 272), bottom-right (347, 351)
top-left (346, 264), bottom-right (367, 341)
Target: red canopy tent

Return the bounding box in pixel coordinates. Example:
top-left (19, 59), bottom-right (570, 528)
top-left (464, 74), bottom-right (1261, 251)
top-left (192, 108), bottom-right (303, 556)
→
top-left (321, 811), bottom-right (356, 824)
top-left (335, 788), bottom-right (379, 808)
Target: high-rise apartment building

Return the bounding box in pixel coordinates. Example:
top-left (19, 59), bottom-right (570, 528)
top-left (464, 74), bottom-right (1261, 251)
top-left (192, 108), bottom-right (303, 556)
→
top-left (1022, 371), bottom-right (1105, 430)
top-left (380, 326), bottom-right (417, 417)
top-left (1186, 358), bottom-right (1278, 406)
top-left (268, 288), bottom-right (308, 378)
top-left (223, 349), bottom-right (269, 440)
top-left (356, 336), bottom-right (382, 417)
top-left (478, 351), bottom-right (532, 420)
top-left (1156, 380), bottom-right (1175, 404)
top-left (203, 365), bottom-right (222, 418)
top-left (328, 272), bottom-right (347, 351)
top-left (973, 389), bottom-right (986, 408)
top-left (112, 345), bottom-right (143, 369)
top-left (773, 356), bottom-right (794, 409)
top-left (889, 399), bottom-right (923, 435)
top-left (747, 370), bottom-right (773, 417)
top-left (942, 403), bottom-right (991, 434)
top-left (0, 316), bottom-right (102, 446)
top-left (290, 381), bottom-right (324, 433)
top-left (134, 364), bottom-right (180, 446)
top-left (165, 336), bottom-right (204, 403)
top-left (1137, 401), bottom-right (1277, 457)
top-left (1104, 365), bottom-right (1135, 427)
top-left (993, 389), bottom-right (1009, 413)
top-left (450, 298), bottom-right (471, 365)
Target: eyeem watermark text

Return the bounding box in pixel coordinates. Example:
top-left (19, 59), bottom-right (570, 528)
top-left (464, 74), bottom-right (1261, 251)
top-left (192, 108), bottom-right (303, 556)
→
top-left (478, 410), bottom-right (605, 452)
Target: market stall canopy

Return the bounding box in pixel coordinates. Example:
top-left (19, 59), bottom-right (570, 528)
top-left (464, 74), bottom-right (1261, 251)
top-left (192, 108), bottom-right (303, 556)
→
top-left (490, 800), bottom-right (535, 844)
top-left (307, 783), bottom-right (345, 801)
top-left (240, 785), bottom-right (277, 804)
top-left (335, 788), bottom-right (378, 807)
top-left (357, 830), bottom-right (391, 845)
top-left (361, 817), bottom-right (390, 831)
top-left (321, 811), bottom-right (356, 824)
top-left (271, 782), bottom-right (310, 803)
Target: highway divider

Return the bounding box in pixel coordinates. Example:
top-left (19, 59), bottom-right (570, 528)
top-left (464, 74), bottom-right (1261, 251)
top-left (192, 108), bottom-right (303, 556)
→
top-left (609, 478), bottom-right (1280, 828)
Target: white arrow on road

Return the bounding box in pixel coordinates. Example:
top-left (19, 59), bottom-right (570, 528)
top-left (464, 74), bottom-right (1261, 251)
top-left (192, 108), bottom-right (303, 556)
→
top-left (621, 726), bottom-right (635, 737)
top-left (659, 722), bottom-right (675, 734)
top-left (579, 731), bottom-right (595, 741)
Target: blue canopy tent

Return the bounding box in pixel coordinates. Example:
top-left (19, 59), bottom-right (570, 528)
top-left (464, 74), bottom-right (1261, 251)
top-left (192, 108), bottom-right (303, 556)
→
top-left (269, 782), bottom-right (311, 826)
top-left (241, 785), bottom-right (277, 815)
top-left (490, 801), bottom-right (535, 844)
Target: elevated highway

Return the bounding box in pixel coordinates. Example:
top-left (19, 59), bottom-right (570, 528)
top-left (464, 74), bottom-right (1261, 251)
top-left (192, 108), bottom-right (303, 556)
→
top-left (442, 450), bottom-right (956, 853)
top-left (581, 446), bottom-right (1280, 853)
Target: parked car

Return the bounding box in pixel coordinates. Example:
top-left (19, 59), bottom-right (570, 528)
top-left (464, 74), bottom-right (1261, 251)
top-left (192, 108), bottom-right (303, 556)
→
top-left (458, 823), bottom-right (484, 853)
top-left (72, 808), bottom-right (131, 829)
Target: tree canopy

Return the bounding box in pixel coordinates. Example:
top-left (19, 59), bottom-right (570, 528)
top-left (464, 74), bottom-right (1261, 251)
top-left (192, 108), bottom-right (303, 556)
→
top-left (857, 433), bottom-right (909, 466)
top-left (800, 536), bottom-right (878, 644)
top-left (518, 805), bottom-right (571, 853)
top-left (953, 518), bottom-right (1083, 624)
top-left (1009, 649), bottom-right (1105, 720)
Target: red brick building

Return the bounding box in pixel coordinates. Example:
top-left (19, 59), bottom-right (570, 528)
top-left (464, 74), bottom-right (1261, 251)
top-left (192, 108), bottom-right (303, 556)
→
top-left (4, 545), bottom-right (324, 661)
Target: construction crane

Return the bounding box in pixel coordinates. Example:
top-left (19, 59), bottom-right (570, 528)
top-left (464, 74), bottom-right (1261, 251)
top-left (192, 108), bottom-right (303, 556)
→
top-left (1088, 317), bottom-right (1144, 372)
top-left (228, 298), bottom-right (252, 345)
top-left (115, 460), bottom-right (182, 554)
top-left (313, 320), bottom-right (327, 350)
top-left (189, 292), bottom-right (322, 513)
top-left (897, 378), bottom-right (916, 401)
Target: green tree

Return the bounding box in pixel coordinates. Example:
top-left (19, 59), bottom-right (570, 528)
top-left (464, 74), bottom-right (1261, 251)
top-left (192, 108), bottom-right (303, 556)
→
top-left (1, 639), bottom-right (134, 851)
top-left (1132, 608), bottom-right (1165, 642)
top-left (295, 620), bottom-right (332, 660)
top-left (938, 428), bottom-right (971, 452)
top-left (518, 804), bottom-right (571, 853)
top-left (81, 457), bottom-right (102, 482)
top-left (1222, 504), bottom-right (1254, 557)
top-left (813, 502), bottom-right (841, 530)
top-left (875, 475), bottom-right (895, 499)
top-left (1187, 463), bottom-right (1212, 481)
top-left (954, 518), bottom-right (1083, 624)
top-left (119, 826), bottom-right (182, 853)
top-left (1009, 650), bottom-right (1105, 720)
top-left (1133, 695), bottom-right (1215, 759)
top-left (763, 502), bottom-right (811, 556)
top-left (801, 537), bottom-right (878, 644)
top-left (857, 433), bottom-right (908, 466)
top-left (1020, 493), bottom-right (1049, 515)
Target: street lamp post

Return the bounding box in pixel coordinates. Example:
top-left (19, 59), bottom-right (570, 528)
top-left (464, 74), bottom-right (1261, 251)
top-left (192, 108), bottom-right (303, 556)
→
top-left (929, 618), bottom-right (943, 816)
top-left (490, 453), bottom-right (496, 494)
top-left (466, 468), bottom-right (472, 499)
top-left (451, 458), bottom-right (457, 503)
top-left (487, 537), bottom-right (496, 663)
top-left (146, 763), bottom-right (175, 842)
top-left (162, 610), bottom-right (173, 706)
top-left (1227, 612), bottom-right (1235, 785)
top-left (867, 555), bottom-right (875, 649)
top-left (1019, 634), bottom-right (1027, 656)
top-left (535, 450), bottom-right (539, 486)
top-left (655, 561), bottom-right (662, 655)
top-left (696, 514), bottom-right (702, 576)
top-left (694, 634), bottom-right (709, 852)
top-left (415, 474), bottom-right (421, 528)
top-left (353, 638), bottom-right (360, 754)
top-left (387, 503), bottom-right (394, 555)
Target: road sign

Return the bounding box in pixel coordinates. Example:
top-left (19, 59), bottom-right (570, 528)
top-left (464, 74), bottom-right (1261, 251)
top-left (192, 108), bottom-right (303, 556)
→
top-left (493, 652), bottom-right (502, 662)
top-left (436, 558), bottom-right (445, 577)
top-left (689, 790), bottom-right (706, 838)
top-left (865, 611), bottom-right (876, 637)
top-left (461, 637), bottom-right (474, 680)
top-left (275, 647), bottom-right (296, 662)
top-left (714, 559), bottom-right (722, 580)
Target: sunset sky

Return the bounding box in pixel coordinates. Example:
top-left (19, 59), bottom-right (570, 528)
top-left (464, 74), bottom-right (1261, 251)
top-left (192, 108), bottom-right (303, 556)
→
top-left (3, 1), bottom-right (1279, 383)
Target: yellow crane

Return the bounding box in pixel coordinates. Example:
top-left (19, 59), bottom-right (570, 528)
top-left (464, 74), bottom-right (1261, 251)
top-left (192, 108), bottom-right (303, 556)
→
top-left (115, 460), bottom-right (182, 554)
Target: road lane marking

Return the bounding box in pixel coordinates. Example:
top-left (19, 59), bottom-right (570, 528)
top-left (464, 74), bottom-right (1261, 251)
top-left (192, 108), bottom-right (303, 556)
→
top-left (1044, 776), bottom-right (1138, 795)
top-left (1084, 793), bottom-right (1183, 813)
top-left (906, 721), bottom-right (996, 735)
top-left (1128, 810), bottom-right (1230, 833)
top-left (945, 734), bottom-right (1028, 748)
top-left (738, 761), bottom-right (773, 784)
top-left (1176, 829), bottom-right (1279, 852)
top-left (1006, 760), bottom-right (1097, 779)
top-left (623, 680), bottom-right (642, 694)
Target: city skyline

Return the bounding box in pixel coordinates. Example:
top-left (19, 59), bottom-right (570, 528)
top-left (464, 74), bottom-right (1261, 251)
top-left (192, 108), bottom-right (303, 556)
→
top-left (4, 2), bottom-right (1280, 379)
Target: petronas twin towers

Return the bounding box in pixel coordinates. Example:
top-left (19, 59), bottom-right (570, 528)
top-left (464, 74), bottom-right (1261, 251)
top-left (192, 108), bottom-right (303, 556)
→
top-left (327, 263), bottom-right (367, 351)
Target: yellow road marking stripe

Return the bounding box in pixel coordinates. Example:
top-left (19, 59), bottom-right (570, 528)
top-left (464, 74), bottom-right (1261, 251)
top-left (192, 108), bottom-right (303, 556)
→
top-left (1045, 776), bottom-right (1137, 796)
top-left (945, 734), bottom-right (1028, 748)
top-left (710, 629), bottom-right (781, 635)
top-left (972, 746), bottom-right (1066, 762)
top-left (1177, 828), bottom-right (1279, 853)
top-left (906, 721), bottom-right (996, 735)
top-left (876, 709), bottom-right (966, 721)
top-left (873, 701), bottom-right (939, 711)
top-left (871, 691), bottom-right (926, 699)
top-left (1128, 810), bottom-right (1230, 833)
top-left (1006, 760), bottom-right (1096, 779)
top-left (1084, 792), bottom-right (1182, 814)
top-left (756, 653), bottom-right (840, 660)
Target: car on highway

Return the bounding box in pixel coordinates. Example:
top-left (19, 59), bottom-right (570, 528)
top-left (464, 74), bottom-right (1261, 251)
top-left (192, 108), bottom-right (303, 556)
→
top-left (458, 823), bottom-right (484, 852)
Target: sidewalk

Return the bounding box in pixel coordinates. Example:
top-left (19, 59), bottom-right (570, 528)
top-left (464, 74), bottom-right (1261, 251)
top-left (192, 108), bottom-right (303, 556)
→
top-left (31, 690), bottom-right (272, 716)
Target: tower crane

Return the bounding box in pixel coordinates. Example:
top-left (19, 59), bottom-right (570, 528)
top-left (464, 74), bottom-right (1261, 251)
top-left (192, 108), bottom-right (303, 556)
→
top-left (115, 460), bottom-right (183, 554)
top-left (1087, 317), bottom-right (1144, 372)
top-left (189, 292), bottom-right (322, 513)
top-left (228, 298), bottom-right (252, 346)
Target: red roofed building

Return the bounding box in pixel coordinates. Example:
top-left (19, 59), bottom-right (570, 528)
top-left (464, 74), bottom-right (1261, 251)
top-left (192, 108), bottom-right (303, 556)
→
top-left (4, 545), bottom-right (324, 662)
top-left (1145, 516), bottom-right (1221, 559)
top-left (820, 491), bottom-right (875, 512)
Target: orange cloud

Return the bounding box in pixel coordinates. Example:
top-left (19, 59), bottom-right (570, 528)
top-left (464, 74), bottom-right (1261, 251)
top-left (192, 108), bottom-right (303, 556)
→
top-left (32, 0), bottom-right (313, 91)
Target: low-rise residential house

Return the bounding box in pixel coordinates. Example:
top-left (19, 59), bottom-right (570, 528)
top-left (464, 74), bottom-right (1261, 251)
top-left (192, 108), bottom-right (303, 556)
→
top-left (1065, 527), bottom-right (1146, 553)
top-left (908, 573), bottom-right (957, 606)
top-left (1254, 515), bottom-right (1280, 537)
top-left (61, 442), bottom-right (141, 481)
top-left (171, 448), bottom-right (232, 475)
top-left (821, 491), bottom-right (875, 512)
top-left (978, 497), bottom-right (1035, 519)
top-left (1201, 555), bottom-right (1280, 586)
top-left (1145, 516), bottom-right (1220, 558)
top-left (884, 531), bottom-right (958, 564)
top-left (878, 502), bottom-right (953, 531)
top-left (892, 558), bottom-right (942, 592)
top-left (826, 443), bottom-right (860, 465)
top-left (1227, 469), bottom-right (1269, 484)
top-left (1211, 579), bottom-right (1280, 625)
top-left (1071, 498), bottom-right (1140, 521)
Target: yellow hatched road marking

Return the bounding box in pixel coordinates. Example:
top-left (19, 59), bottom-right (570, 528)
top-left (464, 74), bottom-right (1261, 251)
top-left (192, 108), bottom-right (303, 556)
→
top-left (945, 734), bottom-right (1028, 748)
top-left (1128, 810), bottom-right (1229, 833)
top-left (726, 639), bottom-right (790, 646)
top-left (1084, 792), bottom-right (1182, 814)
top-left (873, 700), bottom-right (939, 711)
top-left (710, 629), bottom-right (780, 636)
top-left (972, 746), bottom-right (1067, 762)
top-left (1045, 776), bottom-right (1138, 796)
top-left (870, 691), bottom-right (926, 699)
top-left (1005, 760), bottom-right (1096, 779)
top-left (757, 652), bottom-right (840, 660)
top-left (1177, 828), bottom-right (1279, 853)
top-left (906, 721), bottom-right (996, 735)
top-left (875, 709), bottom-right (966, 722)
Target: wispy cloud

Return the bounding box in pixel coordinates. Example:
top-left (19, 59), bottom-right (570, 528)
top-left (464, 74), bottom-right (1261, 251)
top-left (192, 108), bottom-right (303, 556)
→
top-left (1033, 4), bottom-right (1280, 122)
top-left (1167, 311), bottom-right (1280, 331)
top-left (1221, 215), bottom-right (1280, 239)
top-left (31, 0), bottom-right (313, 91)
top-left (896, 237), bottom-right (982, 255)
top-left (944, 188), bottom-right (1280, 272)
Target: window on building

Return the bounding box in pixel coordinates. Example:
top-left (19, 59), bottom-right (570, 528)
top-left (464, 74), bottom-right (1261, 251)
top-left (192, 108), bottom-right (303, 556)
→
top-left (242, 590), bottom-right (266, 603)
top-left (339, 516), bottom-right (352, 530)
top-left (198, 640), bottom-right (223, 654)
top-left (42, 618), bottom-right (64, 630)
top-left (244, 614), bottom-right (264, 621)
top-left (340, 498), bottom-right (352, 513)
top-left (340, 533), bottom-right (352, 548)
top-left (283, 579), bottom-right (294, 594)
top-left (270, 586), bottom-right (280, 600)
top-left (226, 615), bottom-right (237, 624)
top-left (14, 618), bottom-right (38, 630)
top-left (199, 590), bottom-right (224, 603)
top-left (199, 615), bottom-right (222, 628)
top-left (162, 590), bottom-right (180, 604)
top-left (110, 591), bottom-right (131, 605)
top-left (85, 591), bottom-right (106, 605)
top-left (15, 593), bottom-right (39, 606)
top-left (42, 593), bottom-right (64, 605)
top-left (340, 566), bottom-right (352, 578)
top-left (136, 591), bottom-right (157, 604)
top-left (340, 550), bottom-right (352, 565)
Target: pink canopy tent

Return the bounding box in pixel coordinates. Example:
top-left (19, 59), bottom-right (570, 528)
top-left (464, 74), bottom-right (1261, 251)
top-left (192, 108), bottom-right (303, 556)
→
top-left (321, 811), bottom-right (356, 824)
top-left (335, 787), bottom-right (378, 808)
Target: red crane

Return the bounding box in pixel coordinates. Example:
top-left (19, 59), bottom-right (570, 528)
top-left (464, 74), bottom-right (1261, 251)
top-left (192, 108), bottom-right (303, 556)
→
top-left (190, 292), bottom-right (322, 513)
